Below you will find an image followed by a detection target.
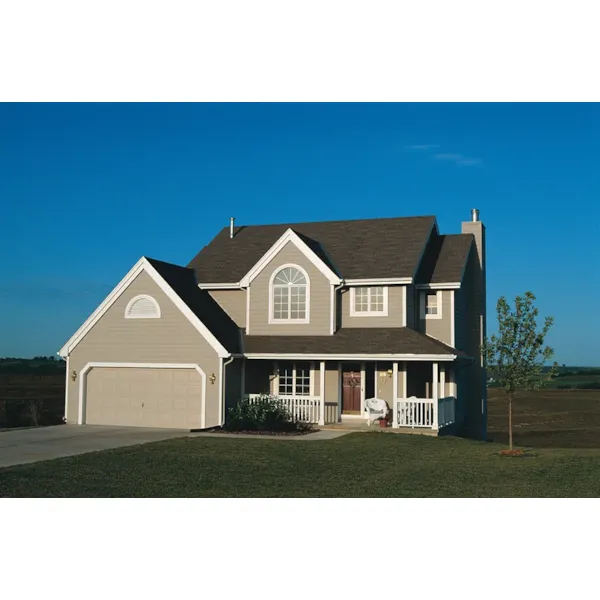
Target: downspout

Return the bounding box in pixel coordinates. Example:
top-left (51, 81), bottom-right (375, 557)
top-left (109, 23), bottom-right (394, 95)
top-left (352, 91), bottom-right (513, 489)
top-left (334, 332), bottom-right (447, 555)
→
top-left (220, 356), bottom-right (235, 426)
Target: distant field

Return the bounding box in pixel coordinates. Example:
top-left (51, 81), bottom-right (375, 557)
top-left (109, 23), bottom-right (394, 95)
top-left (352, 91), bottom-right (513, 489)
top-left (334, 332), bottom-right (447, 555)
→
top-left (0, 373), bottom-right (65, 427)
top-left (487, 388), bottom-right (600, 448)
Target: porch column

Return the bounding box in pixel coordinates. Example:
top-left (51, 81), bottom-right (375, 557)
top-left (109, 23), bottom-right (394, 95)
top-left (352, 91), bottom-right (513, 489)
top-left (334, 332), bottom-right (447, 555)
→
top-left (360, 363), bottom-right (366, 414)
top-left (337, 363), bottom-right (342, 423)
top-left (439, 364), bottom-right (446, 399)
top-left (319, 361), bottom-right (326, 425)
top-left (432, 362), bottom-right (439, 430)
top-left (392, 362), bottom-right (398, 428)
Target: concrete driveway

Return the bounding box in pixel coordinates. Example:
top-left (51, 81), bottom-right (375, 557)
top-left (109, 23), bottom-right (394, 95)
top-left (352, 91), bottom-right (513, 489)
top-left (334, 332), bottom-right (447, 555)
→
top-left (0, 425), bottom-right (188, 468)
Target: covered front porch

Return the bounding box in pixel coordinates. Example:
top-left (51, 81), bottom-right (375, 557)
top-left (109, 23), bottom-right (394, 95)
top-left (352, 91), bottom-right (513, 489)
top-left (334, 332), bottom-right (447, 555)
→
top-left (240, 357), bottom-right (464, 433)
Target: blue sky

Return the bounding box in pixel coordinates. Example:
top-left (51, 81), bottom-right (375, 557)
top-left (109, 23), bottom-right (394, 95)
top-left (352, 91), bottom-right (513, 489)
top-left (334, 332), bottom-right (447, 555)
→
top-left (1, 103), bottom-right (598, 364)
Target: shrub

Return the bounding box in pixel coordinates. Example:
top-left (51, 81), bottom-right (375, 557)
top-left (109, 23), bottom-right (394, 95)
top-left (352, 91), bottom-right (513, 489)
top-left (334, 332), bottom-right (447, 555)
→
top-left (225, 395), bottom-right (312, 433)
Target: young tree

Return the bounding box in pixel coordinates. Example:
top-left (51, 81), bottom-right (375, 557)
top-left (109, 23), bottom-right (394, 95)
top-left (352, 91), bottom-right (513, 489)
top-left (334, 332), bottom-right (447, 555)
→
top-left (482, 291), bottom-right (557, 450)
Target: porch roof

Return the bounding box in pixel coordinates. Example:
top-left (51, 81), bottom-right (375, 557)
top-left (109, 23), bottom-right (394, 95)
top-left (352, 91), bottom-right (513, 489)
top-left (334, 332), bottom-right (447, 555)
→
top-left (242, 327), bottom-right (464, 358)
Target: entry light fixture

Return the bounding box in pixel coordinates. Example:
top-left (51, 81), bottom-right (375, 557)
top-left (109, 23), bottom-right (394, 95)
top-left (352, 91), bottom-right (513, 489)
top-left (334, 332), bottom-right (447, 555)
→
top-left (209, 373), bottom-right (216, 384)
top-left (71, 370), bottom-right (77, 382)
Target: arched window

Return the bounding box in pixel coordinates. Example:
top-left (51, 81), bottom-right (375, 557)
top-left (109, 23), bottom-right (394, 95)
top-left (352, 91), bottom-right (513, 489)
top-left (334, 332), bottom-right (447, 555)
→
top-left (270, 265), bottom-right (309, 323)
top-left (124, 294), bottom-right (161, 319)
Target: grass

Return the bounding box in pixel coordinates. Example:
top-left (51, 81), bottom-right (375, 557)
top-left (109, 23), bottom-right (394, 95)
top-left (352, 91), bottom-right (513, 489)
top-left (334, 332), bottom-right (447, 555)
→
top-left (2, 432), bottom-right (600, 497)
top-left (2, 386), bottom-right (600, 497)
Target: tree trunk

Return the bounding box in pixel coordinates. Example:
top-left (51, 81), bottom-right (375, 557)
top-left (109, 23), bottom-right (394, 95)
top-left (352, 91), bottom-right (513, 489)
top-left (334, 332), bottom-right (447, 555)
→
top-left (508, 393), bottom-right (513, 451)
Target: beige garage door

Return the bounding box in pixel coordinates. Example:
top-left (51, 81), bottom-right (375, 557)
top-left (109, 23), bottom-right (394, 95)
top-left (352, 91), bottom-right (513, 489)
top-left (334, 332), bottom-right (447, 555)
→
top-left (85, 367), bottom-right (204, 429)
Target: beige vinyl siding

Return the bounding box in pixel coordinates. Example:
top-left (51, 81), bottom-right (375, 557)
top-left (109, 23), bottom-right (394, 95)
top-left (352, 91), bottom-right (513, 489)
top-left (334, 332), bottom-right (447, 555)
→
top-left (417, 290), bottom-right (453, 346)
top-left (208, 289), bottom-right (247, 328)
top-left (375, 362), bottom-right (394, 403)
top-left (340, 285), bottom-right (406, 328)
top-left (248, 241), bottom-right (331, 335)
top-left (325, 363), bottom-right (338, 403)
top-left (67, 270), bottom-right (221, 428)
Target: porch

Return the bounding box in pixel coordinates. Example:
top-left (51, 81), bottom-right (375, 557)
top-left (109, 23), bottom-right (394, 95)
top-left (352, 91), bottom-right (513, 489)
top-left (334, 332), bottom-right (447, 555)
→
top-left (239, 358), bottom-right (463, 433)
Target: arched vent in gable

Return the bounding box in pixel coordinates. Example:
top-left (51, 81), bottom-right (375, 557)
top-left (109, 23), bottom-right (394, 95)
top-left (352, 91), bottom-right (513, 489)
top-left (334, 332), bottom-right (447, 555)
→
top-left (124, 295), bottom-right (161, 319)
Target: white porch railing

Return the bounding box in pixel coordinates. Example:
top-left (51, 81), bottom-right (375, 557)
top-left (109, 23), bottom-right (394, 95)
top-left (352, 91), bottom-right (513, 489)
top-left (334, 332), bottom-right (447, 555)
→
top-left (393, 396), bottom-right (457, 430)
top-left (244, 394), bottom-right (321, 424)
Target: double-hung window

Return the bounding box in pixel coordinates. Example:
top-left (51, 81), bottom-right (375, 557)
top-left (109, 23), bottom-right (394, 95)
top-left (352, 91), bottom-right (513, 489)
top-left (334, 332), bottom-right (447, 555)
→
top-left (350, 286), bottom-right (388, 316)
top-left (277, 362), bottom-right (311, 396)
top-left (420, 291), bottom-right (442, 319)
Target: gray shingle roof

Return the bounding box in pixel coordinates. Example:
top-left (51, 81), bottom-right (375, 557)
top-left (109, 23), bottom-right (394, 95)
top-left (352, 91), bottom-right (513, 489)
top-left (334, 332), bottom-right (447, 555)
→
top-left (188, 216), bottom-right (436, 283)
top-left (145, 257), bottom-right (242, 353)
top-left (416, 233), bottom-right (474, 284)
top-left (243, 327), bottom-right (462, 356)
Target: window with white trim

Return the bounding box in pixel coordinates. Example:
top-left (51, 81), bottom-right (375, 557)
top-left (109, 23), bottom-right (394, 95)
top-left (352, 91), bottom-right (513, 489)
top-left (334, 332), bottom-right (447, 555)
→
top-left (125, 295), bottom-right (161, 319)
top-left (420, 291), bottom-right (442, 319)
top-left (271, 266), bottom-right (309, 322)
top-left (350, 286), bottom-right (388, 316)
top-left (278, 362), bottom-right (311, 396)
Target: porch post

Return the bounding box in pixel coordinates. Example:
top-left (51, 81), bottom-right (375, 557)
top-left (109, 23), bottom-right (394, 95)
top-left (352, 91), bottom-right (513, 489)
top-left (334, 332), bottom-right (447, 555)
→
top-left (392, 361), bottom-right (398, 428)
top-left (432, 362), bottom-right (439, 430)
top-left (337, 362), bottom-right (342, 423)
top-left (440, 364), bottom-right (446, 398)
top-left (360, 362), bottom-right (366, 415)
top-left (319, 361), bottom-right (326, 425)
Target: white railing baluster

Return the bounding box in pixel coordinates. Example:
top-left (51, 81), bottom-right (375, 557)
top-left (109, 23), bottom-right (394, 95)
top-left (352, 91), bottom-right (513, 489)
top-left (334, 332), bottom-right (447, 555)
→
top-left (243, 394), bottom-right (321, 424)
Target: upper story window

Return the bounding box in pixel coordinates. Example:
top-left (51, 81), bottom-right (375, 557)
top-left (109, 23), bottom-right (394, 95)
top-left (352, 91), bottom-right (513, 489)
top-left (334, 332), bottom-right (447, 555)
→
top-left (269, 265), bottom-right (310, 323)
top-left (350, 286), bottom-right (388, 317)
top-left (125, 294), bottom-right (161, 319)
top-left (420, 291), bottom-right (442, 320)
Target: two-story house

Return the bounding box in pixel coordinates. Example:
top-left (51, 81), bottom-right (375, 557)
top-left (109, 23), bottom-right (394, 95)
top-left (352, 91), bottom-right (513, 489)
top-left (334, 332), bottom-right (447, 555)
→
top-left (59, 210), bottom-right (487, 438)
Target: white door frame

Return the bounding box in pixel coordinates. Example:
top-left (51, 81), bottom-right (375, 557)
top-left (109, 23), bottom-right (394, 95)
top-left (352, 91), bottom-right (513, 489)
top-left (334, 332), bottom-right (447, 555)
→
top-left (78, 362), bottom-right (207, 428)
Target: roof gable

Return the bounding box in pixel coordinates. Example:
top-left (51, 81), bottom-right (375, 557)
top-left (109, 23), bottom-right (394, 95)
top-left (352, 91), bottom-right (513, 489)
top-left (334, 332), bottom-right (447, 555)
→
top-left (239, 228), bottom-right (342, 287)
top-left (59, 258), bottom-right (237, 358)
top-left (188, 215), bottom-right (436, 283)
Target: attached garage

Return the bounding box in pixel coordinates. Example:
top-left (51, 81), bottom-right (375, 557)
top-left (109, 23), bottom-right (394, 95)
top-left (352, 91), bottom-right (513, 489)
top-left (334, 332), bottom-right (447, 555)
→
top-left (80, 364), bottom-right (206, 429)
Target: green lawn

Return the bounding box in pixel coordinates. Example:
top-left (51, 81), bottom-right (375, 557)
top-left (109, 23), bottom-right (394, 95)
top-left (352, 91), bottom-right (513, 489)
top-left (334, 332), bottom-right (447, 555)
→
top-left (2, 433), bottom-right (600, 497)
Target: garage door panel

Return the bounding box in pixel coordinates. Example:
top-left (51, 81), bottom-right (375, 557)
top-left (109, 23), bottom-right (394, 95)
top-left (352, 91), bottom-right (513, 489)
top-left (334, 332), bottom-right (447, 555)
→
top-left (86, 367), bottom-right (203, 429)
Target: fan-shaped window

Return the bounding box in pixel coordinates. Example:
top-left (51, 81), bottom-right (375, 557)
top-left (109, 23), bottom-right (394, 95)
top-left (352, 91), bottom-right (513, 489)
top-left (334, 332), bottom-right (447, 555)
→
top-left (270, 265), bottom-right (309, 323)
top-left (125, 295), bottom-right (161, 319)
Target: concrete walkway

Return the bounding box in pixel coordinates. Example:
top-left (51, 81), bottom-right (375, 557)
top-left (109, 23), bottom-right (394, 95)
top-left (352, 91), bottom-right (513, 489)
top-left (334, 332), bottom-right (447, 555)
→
top-left (0, 425), bottom-right (187, 468)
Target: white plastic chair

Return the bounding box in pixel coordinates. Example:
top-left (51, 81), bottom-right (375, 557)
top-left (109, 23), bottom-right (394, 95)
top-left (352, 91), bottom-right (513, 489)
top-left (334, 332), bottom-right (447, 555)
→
top-left (364, 397), bottom-right (389, 425)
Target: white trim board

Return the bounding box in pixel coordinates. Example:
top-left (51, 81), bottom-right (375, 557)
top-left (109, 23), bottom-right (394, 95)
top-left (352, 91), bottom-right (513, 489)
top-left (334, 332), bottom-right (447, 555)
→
top-left (77, 362), bottom-right (207, 429)
top-left (345, 277), bottom-right (412, 286)
top-left (416, 283), bottom-right (461, 290)
top-left (240, 228), bottom-right (342, 287)
top-left (58, 257), bottom-right (230, 358)
top-left (197, 282), bottom-right (241, 290)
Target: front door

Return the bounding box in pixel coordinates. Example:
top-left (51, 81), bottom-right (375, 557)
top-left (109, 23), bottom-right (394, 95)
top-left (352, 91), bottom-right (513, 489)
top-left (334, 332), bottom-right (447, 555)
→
top-left (342, 368), bottom-right (362, 414)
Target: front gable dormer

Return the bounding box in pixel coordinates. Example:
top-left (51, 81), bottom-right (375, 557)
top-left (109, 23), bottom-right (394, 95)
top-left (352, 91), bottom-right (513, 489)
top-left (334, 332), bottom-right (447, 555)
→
top-left (244, 230), bottom-right (339, 335)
